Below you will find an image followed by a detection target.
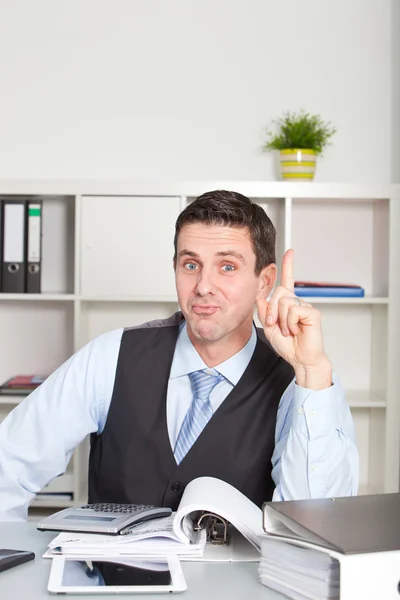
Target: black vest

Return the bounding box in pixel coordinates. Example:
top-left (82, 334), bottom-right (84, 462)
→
top-left (88, 313), bottom-right (294, 509)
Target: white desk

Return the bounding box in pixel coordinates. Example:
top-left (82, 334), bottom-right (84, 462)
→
top-left (0, 523), bottom-right (284, 599)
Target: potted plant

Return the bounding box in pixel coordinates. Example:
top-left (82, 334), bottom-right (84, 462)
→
top-left (263, 110), bottom-right (337, 181)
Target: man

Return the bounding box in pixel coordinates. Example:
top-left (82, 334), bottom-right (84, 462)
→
top-left (0, 190), bottom-right (358, 521)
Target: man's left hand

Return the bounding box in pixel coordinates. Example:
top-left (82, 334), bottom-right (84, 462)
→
top-left (256, 249), bottom-right (332, 390)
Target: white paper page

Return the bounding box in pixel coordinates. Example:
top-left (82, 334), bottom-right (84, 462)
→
top-left (43, 540), bottom-right (204, 558)
top-left (46, 518), bottom-right (207, 558)
top-left (173, 476), bottom-right (263, 550)
top-left (48, 516), bottom-right (178, 548)
top-left (260, 538), bottom-right (339, 575)
top-left (259, 560), bottom-right (338, 597)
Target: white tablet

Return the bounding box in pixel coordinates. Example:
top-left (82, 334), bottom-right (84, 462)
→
top-left (48, 555), bottom-right (187, 594)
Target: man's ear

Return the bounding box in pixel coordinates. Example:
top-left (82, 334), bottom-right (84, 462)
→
top-left (257, 264), bottom-right (277, 299)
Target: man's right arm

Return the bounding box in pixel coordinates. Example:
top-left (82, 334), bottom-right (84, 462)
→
top-left (0, 329), bottom-right (123, 521)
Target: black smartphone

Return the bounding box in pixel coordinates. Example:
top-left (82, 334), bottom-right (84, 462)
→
top-left (0, 549), bottom-right (35, 573)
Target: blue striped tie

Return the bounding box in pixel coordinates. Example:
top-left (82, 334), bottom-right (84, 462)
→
top-left (174, 369), bottom-right (224, 464)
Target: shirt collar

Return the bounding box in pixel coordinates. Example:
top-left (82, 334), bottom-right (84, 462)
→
top-left (169, 322), bottom-right (257, 385)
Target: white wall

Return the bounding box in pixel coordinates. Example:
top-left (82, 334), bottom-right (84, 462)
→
top-left (0, 0), bottom-right (392, 182)
top-left (392, 0), bottom-right (400, 182)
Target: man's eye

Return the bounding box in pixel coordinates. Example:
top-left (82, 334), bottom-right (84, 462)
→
top-left (184, 263), bottom-right (198, 271)
top-left (222, 264), bottom-right (235, 272)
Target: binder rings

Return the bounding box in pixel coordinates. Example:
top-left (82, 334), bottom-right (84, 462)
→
top-left (194, 512), bottom-right (230, 545)
top-left (1, 200), bottom-right (26, 293)
top-left (26, 201), bottom-right (42, 293)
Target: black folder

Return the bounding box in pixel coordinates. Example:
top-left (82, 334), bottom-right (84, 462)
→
top-left (25, 200), bottom-right (42, 293)
top-left (263, 492), bottom-right (400, 554)
top-left (1, 200), bottom-right (27, 293)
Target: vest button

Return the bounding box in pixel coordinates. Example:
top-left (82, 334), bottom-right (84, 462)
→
top-left (171, 482), bottom-right (182, 492)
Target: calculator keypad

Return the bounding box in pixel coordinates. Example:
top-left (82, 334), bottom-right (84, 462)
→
top-left (80, 503), bottom-right (155, 514)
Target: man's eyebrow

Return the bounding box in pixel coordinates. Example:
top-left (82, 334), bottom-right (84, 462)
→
top-left (216, 250), bottom-right (246, 263)
top-left (177, 250), bottom-right (198, 258)
top-left (177, 250), bottom-right (246, 263)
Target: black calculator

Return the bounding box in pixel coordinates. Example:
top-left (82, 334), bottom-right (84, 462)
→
top-left (36, 503), bottom-right (172, 535)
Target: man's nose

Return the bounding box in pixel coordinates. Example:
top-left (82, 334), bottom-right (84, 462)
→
top-left (195, 268), bottom-right (216, 295)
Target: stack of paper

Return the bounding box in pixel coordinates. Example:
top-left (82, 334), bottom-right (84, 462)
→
top-left (258, 537), bottom-right (340, 600)
top-left (44, 476), bottom-right (264, 564)
top-left (44, 515), bottom-right (207, 560)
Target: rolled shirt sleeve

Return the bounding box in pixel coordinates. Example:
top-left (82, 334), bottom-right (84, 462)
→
top-left (272, 373), bottom-right (359, 501)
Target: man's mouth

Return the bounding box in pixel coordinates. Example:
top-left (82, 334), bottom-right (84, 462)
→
top-left (192, 305), bottom-right (219, 315)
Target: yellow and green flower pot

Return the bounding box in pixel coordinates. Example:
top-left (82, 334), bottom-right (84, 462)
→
top-left (279, 149), bottom-right (317, 181)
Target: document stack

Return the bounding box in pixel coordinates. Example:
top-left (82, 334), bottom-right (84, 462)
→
top-left (259, 537), bottom-right (340, 599)
top-left (259, 493), bottom-right (400, 600)
top-left (42, 477), bottom-right (261, 563)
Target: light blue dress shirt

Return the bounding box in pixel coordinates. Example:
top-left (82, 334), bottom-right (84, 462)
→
top-left (0, 323), bottom-right (359, 521)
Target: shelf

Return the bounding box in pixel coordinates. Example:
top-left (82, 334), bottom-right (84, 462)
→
top-left (347, 391), bottom-right (386, 408)
top-left (1, 391), bottom-right (386, 409)
top-left (0, 395), bottom-right (28, 405)
top-left (0, 294), bottom-right (76, 301)
top-left (0, 180), bottom-right (393, 200)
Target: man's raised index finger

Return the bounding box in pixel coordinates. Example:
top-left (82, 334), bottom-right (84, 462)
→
top-left (281, 249), bottom-right (295, 292)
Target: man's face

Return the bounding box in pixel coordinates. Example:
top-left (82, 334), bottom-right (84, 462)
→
top-left (175, 223), bottom-right (275, 344)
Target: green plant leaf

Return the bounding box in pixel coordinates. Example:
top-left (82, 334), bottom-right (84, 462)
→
top-left (263, 110), bottom-right (337, 156)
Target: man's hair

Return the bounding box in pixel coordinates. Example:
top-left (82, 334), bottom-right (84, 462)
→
top-left (173, 190), bottom-right (276, 275)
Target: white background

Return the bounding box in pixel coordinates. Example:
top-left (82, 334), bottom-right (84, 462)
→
top-left (0, 0), bottom-right (395, 182)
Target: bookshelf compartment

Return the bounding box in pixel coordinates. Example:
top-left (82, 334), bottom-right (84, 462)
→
top-left (0, 301), bottom-right (74, 385)
top-left (79, 196), bottom-right (181, 299)
top-left (310, 304), bottom-right (387, 391)
top-left (291, 198), bottom-right (389, 297)
top-left (0, 195), bottom-right (76, 295)
top-left (41, 195), bottom-right (76, 294)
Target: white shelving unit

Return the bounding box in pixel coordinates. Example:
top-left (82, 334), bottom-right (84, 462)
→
top-left (0, 181), bottom-right (398, 510)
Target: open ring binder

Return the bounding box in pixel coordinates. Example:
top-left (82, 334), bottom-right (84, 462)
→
top-left (194, 512), bottom-right (230, 546)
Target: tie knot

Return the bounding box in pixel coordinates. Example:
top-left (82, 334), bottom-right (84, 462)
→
top-left (188, 369), bottom-right (223, 399)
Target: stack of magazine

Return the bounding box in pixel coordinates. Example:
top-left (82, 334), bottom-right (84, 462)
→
top-left (294, 281), bottom-right (365, 298)
top-left (0, 374), bottom-right (47, 395)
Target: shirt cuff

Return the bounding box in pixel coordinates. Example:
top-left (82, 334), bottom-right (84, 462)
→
top-left (291, 382), bottom-right (339, 440)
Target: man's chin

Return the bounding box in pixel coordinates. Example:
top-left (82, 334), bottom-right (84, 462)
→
top-left (189, 319), bottom-right (224, 342)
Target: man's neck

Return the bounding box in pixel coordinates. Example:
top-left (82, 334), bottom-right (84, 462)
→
top-left (187, 325), bottom-right (253, 368)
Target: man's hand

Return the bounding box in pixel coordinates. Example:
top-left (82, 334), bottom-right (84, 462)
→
top-left (256, 249), bottom-right (332, 390)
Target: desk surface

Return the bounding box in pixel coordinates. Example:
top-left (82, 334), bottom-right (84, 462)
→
top-left (0, 523), bottom-right (283, 599)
